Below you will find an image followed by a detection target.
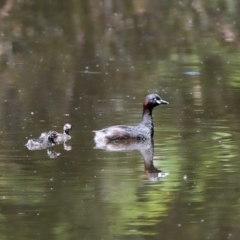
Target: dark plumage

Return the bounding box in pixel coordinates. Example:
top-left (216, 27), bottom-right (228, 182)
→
top-left (40, 123), bottom-right (72, 143)
top-left (94, 93), bottom-right (168, 142)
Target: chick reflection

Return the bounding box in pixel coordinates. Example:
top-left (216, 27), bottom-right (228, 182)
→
top-left (47, 148), bottom-right (61, 159)
top-left (26, 143), bottom-right (72, 159)
top-left (95, 139), bottom-right (168, 181)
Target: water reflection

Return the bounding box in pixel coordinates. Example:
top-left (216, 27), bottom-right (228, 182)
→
top-left (46, 141), bottom-right (72, 157)
top-left (46, 148), bottom-right (61, 158)
top-left (95, 139), bottom-right (168, 181)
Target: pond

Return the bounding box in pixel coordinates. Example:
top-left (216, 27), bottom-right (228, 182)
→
top-left (1, 0), bottom-right (240, 239)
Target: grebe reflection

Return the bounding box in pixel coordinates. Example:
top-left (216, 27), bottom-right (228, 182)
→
top-left (94, 139), bottom-right (168, 181)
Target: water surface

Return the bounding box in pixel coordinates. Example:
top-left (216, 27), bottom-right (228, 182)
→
top-left (0, 0), bottom-right (240, 239)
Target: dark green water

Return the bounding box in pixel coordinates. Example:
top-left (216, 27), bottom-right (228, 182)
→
top-left (0, 0), bottom-right (240, 239)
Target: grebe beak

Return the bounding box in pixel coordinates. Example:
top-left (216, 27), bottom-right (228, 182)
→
top-left (156, 99), bottom-right (168, 104)
top-left (161, 99), bottom-right (169, 104)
